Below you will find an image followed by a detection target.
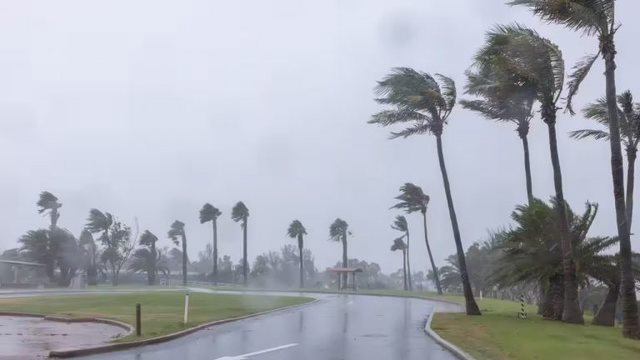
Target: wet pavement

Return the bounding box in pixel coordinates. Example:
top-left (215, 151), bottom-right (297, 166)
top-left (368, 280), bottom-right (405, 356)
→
top-left (80, 292), bottom-right (460, 360)
top-left (0, 315), bottom-right (127, 359)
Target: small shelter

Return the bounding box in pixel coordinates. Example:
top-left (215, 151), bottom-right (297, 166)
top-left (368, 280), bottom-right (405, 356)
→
top-left (327, 267), bottom-right (363, 291)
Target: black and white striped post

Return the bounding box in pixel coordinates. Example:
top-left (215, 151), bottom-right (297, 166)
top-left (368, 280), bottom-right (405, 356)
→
top-left (519, 294), bottom-right (527, 320)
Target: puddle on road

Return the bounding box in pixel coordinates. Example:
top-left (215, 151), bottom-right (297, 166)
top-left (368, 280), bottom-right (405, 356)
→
top-left (0, 316), bottom-right (127, 358)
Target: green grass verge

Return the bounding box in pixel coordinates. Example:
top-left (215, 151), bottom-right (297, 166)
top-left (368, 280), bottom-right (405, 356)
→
top-left (0, 291), bottom-right (312, 342)
top-left (431, 297), bottom-right (640, 360)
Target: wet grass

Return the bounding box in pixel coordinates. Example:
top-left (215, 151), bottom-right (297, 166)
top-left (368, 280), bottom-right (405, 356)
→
top-left (432, 298), bottom-right (640, 360)
top-left (0, 291), bottom-right (312, 342)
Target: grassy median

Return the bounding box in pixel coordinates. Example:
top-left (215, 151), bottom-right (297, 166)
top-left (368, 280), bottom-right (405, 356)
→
top-left (0, 291), bottom-right (312, 342)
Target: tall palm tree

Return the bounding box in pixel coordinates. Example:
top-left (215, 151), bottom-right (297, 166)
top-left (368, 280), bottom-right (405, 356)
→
top-left (199, 203), bottom-right (222, 285)
top-left (231, 201), bottom-right (249, 286)
top-left (570, 92), bottom-right (640, 230)
top-left (329, 218), bottom-right (350, 289)
top-left (474, 24), bottom-right (582, 324)
top-left (168, 221), bottom-right (188, 286)
top-left (287, 220), bottom-right (307, 288)
top-left (37, 191), bottom-right (62, 228)
top-left (370, 69), bottom-right (480, 314)
top-left (510, 0), bottom-right (638, 338)
top-left (390, 215), bottom-right (412, 290)
top-left (461, 63), bottom-right (537, 204)
top-left (391, 237), bottom-right (408, 290)
top-left (391, 183), bottom-right (441, 294)
top-left (138, 230), bottom-right (159, 285)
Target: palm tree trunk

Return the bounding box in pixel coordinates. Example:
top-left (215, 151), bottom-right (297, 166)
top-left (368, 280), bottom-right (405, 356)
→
top-left (243, 219), bottom-right (248, 287)
top-left (543, 115), bottom-right (583, 324)
top-left (298, 235), bottom-right (304, 289)
top-left (405, 229), bottom-right (412, 291)
top-left (435, 134), bottom-right (480, 315)
top-left (402, 249), bottom-right (408, 291)
top-left (182, 234), bottom-right (187, 286)
top-left (213, 220), bottom-right (218, 286)
top-left (422, 211), bottom-right (442, 294)
top-left (626, 149), bottom-right (636, 231)
top-left (150, 241), bottom-right (156, 285)
top-left (593, 281), bottom-right (619, 327)
top-left (602, 33), bottom-right (640, 338)
top-left (342, 235), bottom-right (348, 289)
top-left (521, 134), bottom-right (534, 205)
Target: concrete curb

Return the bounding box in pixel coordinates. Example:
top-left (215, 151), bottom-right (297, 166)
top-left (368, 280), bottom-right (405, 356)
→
top-left (48, 298), bottom-right (319, 358)
top-left (0, 312), bottom-right (134, 336)
top-left (424, 312), bottom-right (476, 360)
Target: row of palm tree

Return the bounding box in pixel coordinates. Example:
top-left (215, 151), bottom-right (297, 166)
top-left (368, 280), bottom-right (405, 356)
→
top-left (369, 0), bottom-right (639, 335)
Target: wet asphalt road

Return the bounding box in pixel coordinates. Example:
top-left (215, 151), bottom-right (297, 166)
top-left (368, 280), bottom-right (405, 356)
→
top-left (79, 291), bottom-right (460, 360)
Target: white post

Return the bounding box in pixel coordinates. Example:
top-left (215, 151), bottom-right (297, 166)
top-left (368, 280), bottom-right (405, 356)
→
top-left (183, 292), bottom-right (190, 324)
top-left (480, 290), bottom-right (483, 300)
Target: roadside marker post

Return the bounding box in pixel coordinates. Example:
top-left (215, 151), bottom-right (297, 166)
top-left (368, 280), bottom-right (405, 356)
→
top-left (184, 292), bottom-right (190, 324)
top-left (518, 294), bottom-right (527, 320)
top-left (136, 303), bottom-right (141, 336)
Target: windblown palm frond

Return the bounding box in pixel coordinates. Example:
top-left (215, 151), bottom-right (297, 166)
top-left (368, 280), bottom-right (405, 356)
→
top-left (85, 209), bottom-right (113, 233)
top-left (139, 230), bottom-right (158, 247)
top-left (390, 237), bottom-right (407, 252)
top-left (566, 53), bottom-right (600, 114)
top-left (369, 67), bottom-right (457, 138)
top-left (199, 203), bottom-right (222, 224)
top-left (329, 218), bottom-right (349, 242)
top-left (168, 221), bottom-right (185, 245)
top-left (37, 191), bottom-right (61, 214)
top-left (508, 0), bottom-right (613, 36)
top-left (391, 183), bottom-right (429, 214)
top-left (391, 215), bottom-right (408, 233)
top-left (231, 202), bottom-right (249, 226)
top-left (287, 220), bottom-right (307, 239)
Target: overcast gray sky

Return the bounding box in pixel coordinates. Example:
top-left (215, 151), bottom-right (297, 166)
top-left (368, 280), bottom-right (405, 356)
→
top-left (1, 0), bottom-right (639, 276)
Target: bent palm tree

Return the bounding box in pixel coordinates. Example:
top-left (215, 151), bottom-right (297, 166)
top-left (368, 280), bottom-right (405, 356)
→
top-left (474, 24), bottom-right (582, 324)
top-left (37, 191), bottom-right (62, 229)
top-left (129, 247), bottom-right (169, 285)
top-left (570, 92), bottom-right (640, 230)
top-left (287, 220), bottom-right (307, 288)
top-left (510, 0), bottom-right (638, 338)
top-left (138, 230), bottom-right (159, 285)
top-left (168, 221), bottom-right (188, 286)
top-left (199, 203), bottom-right (222, 284)
top-left (370, 71), bottom-right (480, 314)
top-left (391, 215), bottom-right (412, 290)
top-left (392, 183), bottom-right (441, 293)
top-left (461, 63), bottom-right (537, 204)
top-left (231, 202), bottom-right (249, 286)
top-left (391, 237), bottom-right (408, 290)
top-left (329, 218), bottom-right (350, 289)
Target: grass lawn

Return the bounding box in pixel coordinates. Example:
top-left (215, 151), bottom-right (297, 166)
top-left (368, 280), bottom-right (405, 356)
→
top-left (0, 291), bottom-right (312, 342)
top-left (431, 297), bottom-right (640, 360)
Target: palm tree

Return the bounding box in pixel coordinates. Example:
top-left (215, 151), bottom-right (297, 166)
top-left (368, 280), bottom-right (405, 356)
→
top-left (37, 191), bottom-right (62, 228)
top-left (570, 92), bottom-right (640, 230)
top-left (390, 215), bottom-right (412, 290)
top-left (168, 221), bottom-right (188, 286)
top-left (287, 220), bottom-right (307, 289)
top-left (129, 247), bottom-right (170, 286)
top-left (473, 24), bottom-right (582, 324)
top-left (391, 237), bottom-right (408, 290)
top-left (370, 68), bottom-right (480, 314)
top-left (231, 201), bottom-right (250, 286)
top-left (391, 183), bottom-right (441, 294)
top-left (199, 203), bottom-right (222, 285)
top-left (510, 0), bottom-right (638, 338)
top-left (78, 230), bottom-right (98, 286)
top-left (329, 218), bottom-right (350, 289)
top-left (461, 63), bottom-right (537, 204)
top-left (138, 230), bottom-right (159, 285)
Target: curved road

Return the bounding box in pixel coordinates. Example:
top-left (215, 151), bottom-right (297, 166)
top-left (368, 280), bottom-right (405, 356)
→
top-left (77, 289), bottom-right (461, 360)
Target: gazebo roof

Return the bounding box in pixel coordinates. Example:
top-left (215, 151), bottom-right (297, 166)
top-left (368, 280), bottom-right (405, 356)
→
top-left (327, 267), bottom-right (363, 273)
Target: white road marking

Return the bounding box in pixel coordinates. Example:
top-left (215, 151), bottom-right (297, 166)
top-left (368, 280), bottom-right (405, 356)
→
top-left (214, 343), bottom-right (298, 360)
